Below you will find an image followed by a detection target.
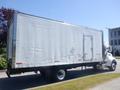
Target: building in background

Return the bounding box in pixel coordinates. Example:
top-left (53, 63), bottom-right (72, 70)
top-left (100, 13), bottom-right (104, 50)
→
top-left (109, 27), bottom-right (120, 56)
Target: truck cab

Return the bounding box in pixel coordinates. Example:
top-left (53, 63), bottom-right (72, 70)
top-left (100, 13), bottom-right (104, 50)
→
top-left (104, 45), bottom-right (117, 71)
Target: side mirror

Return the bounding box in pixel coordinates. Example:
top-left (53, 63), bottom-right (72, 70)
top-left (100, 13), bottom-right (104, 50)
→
top-left (108, 46), bottom-right (112, 53)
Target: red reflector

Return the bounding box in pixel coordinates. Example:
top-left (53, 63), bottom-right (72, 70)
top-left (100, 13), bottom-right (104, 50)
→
top-left (16, 62), bottom-right (23, 64)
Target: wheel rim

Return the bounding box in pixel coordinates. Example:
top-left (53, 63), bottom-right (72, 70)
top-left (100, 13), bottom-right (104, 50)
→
top-left (57, 70), bottom-right (65, 80)
top-left (112, 63), bottom-right (116, 70)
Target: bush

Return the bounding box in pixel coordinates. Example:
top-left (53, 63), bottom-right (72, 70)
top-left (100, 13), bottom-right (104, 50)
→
top-left (1, 53), bottom-right (7, 60)
top-left (0, 57), bottom-right (7, 70)
top-left (0, 48), bottom-right (6, 54)
top-left (0, 48), bottom-right (7, 70)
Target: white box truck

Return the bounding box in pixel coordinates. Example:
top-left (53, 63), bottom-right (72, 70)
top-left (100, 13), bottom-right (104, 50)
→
top-left (6, 11), bottom-right (117, 81)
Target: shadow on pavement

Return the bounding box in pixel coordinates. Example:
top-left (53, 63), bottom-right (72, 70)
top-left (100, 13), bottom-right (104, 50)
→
top-left (0, 68), bottom-right (112, 90)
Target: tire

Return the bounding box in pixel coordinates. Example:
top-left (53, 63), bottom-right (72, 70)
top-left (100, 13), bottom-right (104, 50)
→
top-left (93, 64), bottom-right (101, 70)
top-left (54, 69), bottom-right (66, 81)
top-left (93, 65), bottom-right (98, 70)
top-left (109, 62), bottom-right (116, 71)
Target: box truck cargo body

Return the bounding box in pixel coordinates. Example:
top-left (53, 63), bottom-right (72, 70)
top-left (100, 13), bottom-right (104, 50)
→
top-left (7, 11), bottom-right (117, 81)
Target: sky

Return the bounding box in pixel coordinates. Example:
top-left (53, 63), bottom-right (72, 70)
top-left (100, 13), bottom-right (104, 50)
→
top-left (0, 0), bottom-right (120, 44)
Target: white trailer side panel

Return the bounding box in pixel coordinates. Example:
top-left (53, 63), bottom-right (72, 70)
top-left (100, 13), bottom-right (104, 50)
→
top-left (13, 12), bottom-right (103, 68)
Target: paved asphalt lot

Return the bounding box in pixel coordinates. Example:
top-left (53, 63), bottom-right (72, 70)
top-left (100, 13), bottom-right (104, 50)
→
top-left (0, 61), bottom-right (120, 90)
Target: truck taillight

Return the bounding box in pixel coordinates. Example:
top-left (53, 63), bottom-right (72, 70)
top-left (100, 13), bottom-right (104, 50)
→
top-left (16, 62), bottom-right (23, 64)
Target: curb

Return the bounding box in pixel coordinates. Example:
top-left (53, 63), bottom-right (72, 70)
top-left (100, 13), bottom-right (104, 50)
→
top-left (0, 69), bottom-right (6, 72)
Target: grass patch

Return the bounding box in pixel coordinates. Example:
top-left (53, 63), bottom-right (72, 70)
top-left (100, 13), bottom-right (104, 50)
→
top-left (32, 73), bottom-right (120, 90)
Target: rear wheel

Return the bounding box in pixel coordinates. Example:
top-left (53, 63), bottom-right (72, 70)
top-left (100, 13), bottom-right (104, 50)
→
top-left (54, 69), bottom-right (66, 81)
